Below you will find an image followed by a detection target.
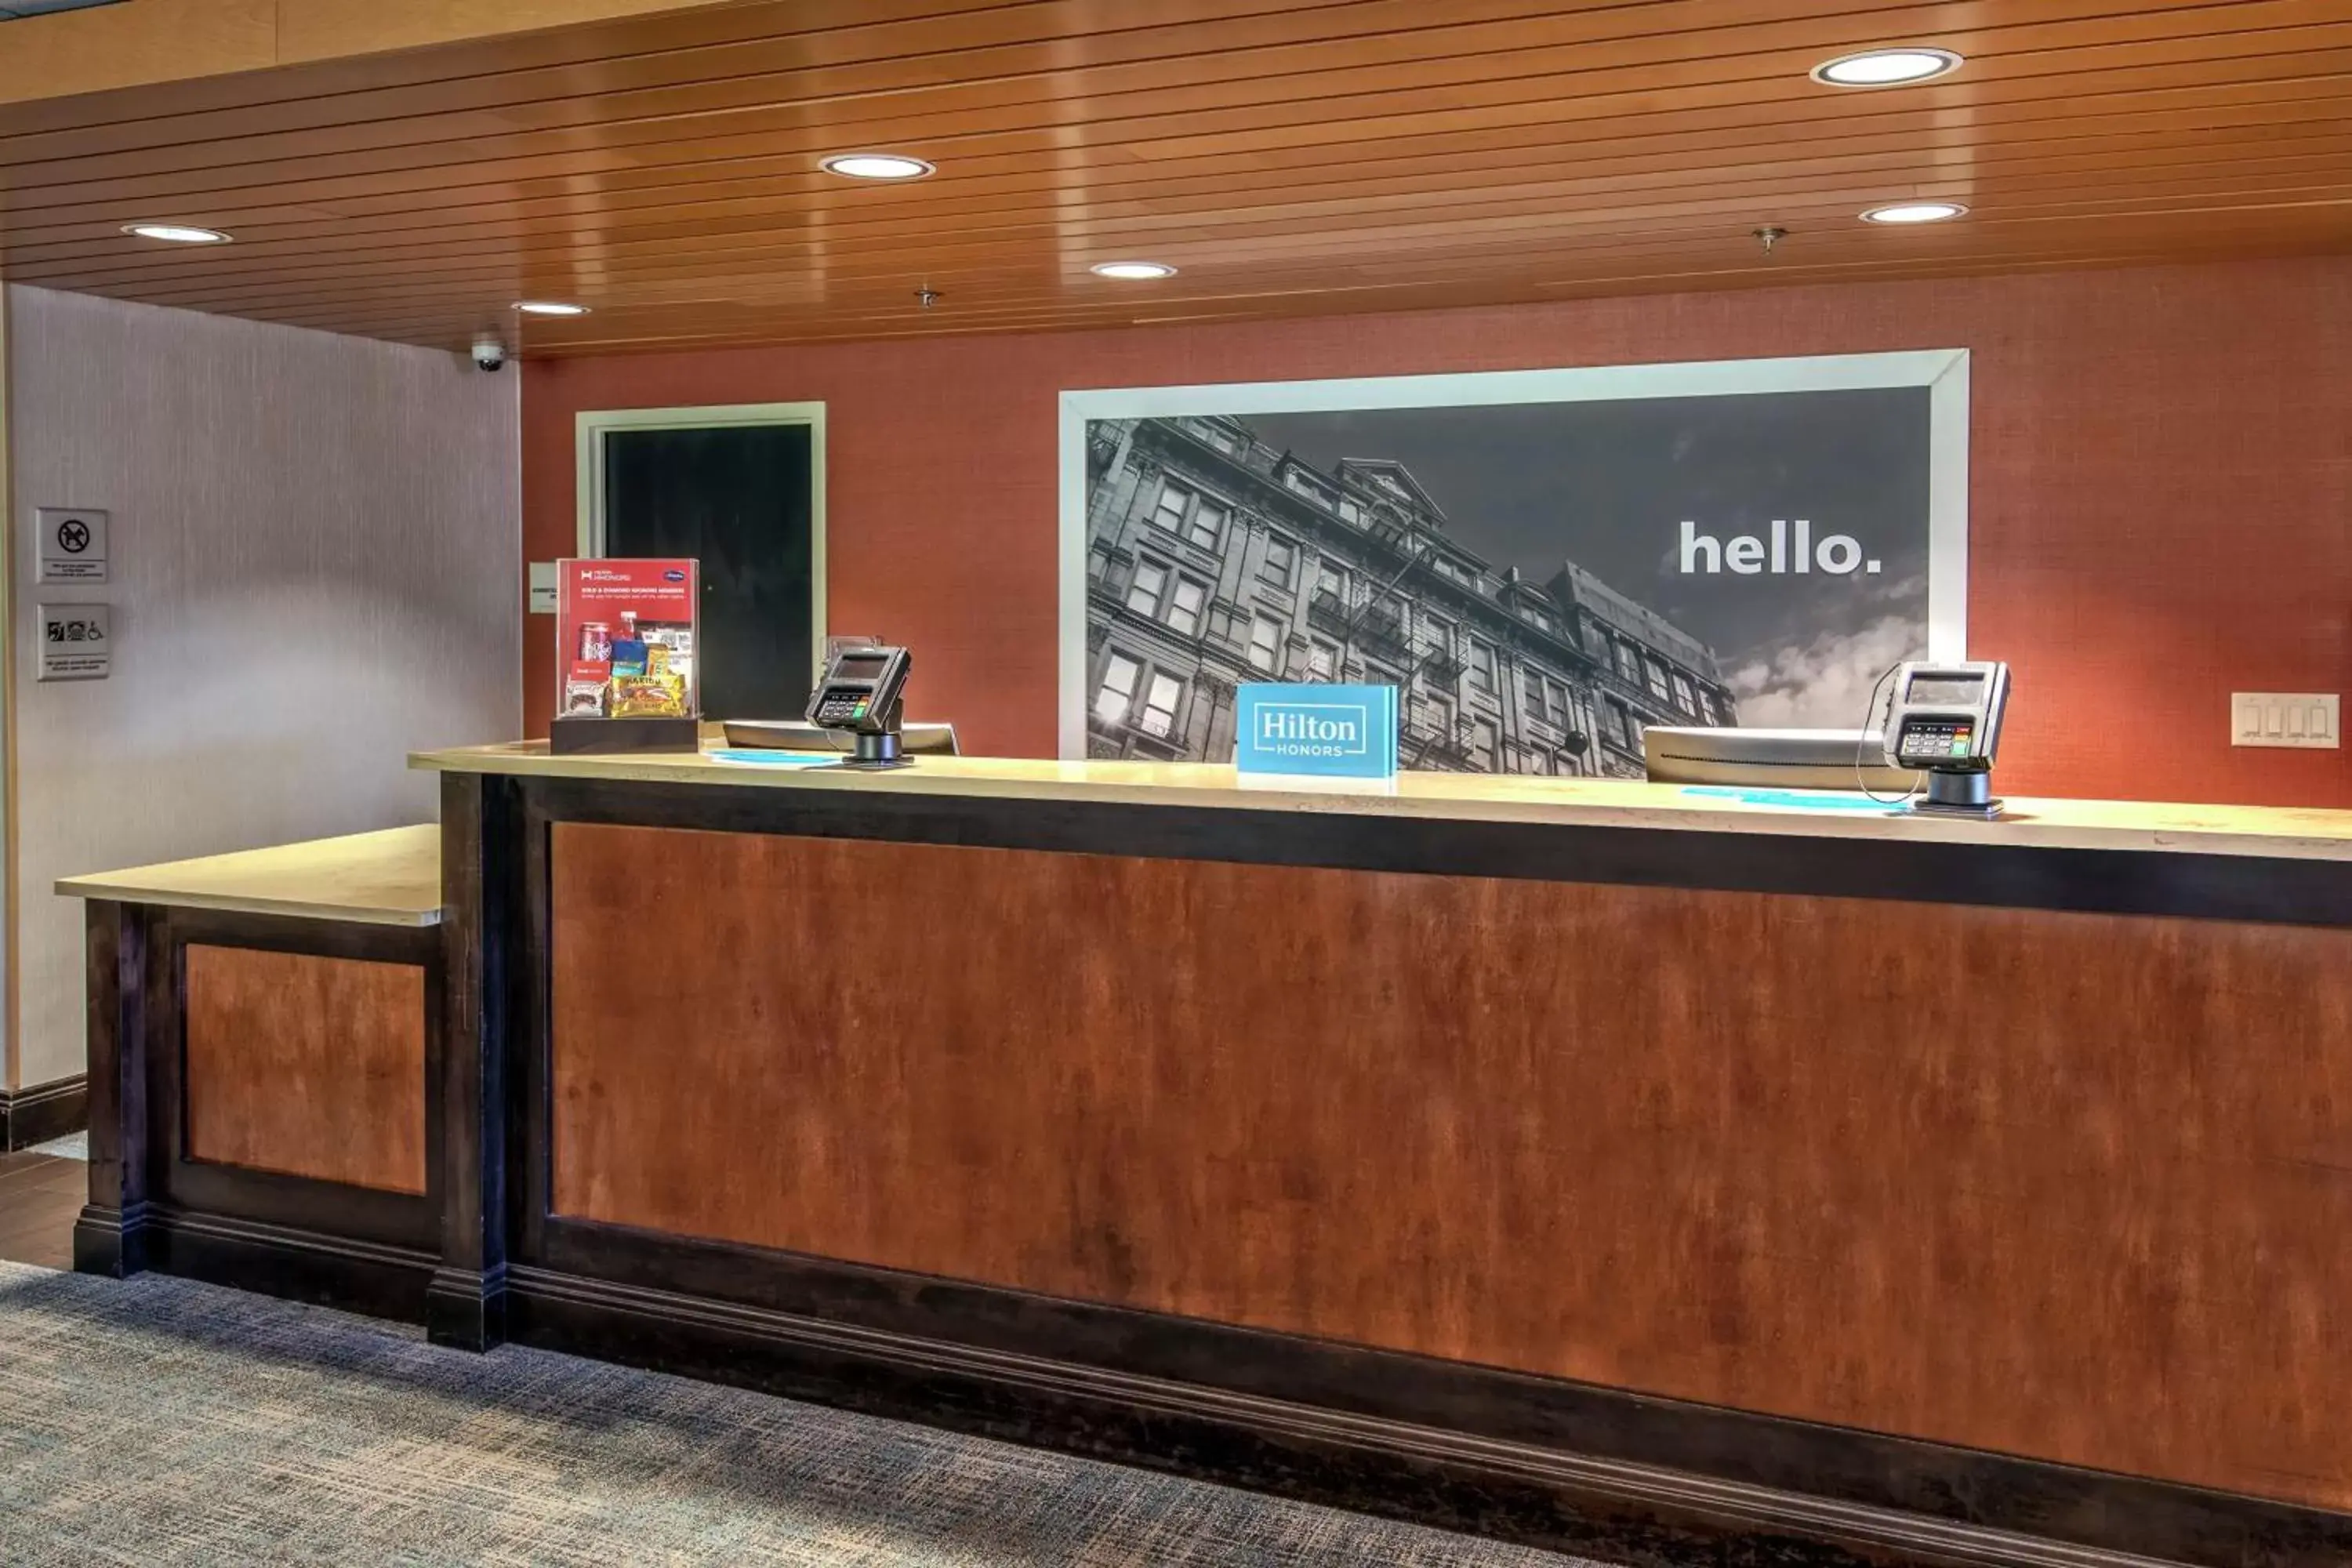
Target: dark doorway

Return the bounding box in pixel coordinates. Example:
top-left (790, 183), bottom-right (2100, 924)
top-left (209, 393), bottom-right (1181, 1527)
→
top-left (601, 422), bottom-right (818, 719)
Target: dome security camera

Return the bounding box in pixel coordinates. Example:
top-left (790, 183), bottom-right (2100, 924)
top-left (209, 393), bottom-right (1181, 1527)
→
top-left (470, 335), bottom-right (506, 372)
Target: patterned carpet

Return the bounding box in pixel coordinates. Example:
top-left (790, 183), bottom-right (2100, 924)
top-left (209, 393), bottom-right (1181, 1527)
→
top-left (0, 1261), bottom-right (1608, 1566)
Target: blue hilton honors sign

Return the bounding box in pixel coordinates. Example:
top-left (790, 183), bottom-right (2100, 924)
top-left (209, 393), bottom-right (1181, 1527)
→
top-left (1234, 684), bottom-right (1399, 781)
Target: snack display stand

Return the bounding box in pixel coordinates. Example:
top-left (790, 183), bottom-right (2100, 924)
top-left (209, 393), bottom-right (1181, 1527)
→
top-left (549, 558), bottom-right (701, 754)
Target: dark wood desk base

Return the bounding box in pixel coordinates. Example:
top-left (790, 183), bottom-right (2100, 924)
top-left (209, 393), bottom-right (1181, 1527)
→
top-left (71, 771), bottom-right (2352, 1568)
top-left (74, 898), bottom-right (441, 1322)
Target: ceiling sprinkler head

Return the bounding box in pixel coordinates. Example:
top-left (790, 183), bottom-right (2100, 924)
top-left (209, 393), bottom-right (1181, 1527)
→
top-left (1754, 225), bottom-right (1788, 257)
top-left (915, 286), bottom-right (942, 310)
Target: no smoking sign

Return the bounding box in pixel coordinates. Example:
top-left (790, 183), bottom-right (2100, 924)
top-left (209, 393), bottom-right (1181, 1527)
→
top-left (35, 506), bottom-right (108, 585)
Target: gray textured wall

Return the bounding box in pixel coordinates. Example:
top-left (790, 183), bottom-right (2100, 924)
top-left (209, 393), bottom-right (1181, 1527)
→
top-left (6, 285), bottom-right (519, 1088)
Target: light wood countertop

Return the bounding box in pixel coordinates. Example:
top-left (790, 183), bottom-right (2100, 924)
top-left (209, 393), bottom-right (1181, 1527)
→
top-left (56, 825), bottom-right (442, 926)
top-left (411, 743), bottom-right (2352, 865)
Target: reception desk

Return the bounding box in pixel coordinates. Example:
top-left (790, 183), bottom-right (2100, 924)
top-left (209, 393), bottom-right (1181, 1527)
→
top-left (62, 750), bottom-right (2352, 1568)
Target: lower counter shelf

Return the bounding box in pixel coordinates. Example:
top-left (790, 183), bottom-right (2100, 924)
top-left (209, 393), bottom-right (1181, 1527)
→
top-left (72, 897), bottom-right (442, 1317)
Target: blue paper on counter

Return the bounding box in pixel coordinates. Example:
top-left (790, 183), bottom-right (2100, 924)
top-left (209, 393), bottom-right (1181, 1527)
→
top-left (1679, 786), bottom-right (1901, 813)
top-left (706, 749), bottom-right (841, 768)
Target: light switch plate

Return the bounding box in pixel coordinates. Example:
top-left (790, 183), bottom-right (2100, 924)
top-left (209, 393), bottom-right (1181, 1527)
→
top-left (2231, 692), bottom-right (2339, 749)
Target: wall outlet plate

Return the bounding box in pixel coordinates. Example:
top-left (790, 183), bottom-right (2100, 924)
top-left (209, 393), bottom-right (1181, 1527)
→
top-left (2231, 693), bottom-right (2339, 749)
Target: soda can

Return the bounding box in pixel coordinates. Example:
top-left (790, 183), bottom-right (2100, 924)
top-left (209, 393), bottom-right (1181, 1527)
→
top-left (578, 621), bottom-right (612, 662)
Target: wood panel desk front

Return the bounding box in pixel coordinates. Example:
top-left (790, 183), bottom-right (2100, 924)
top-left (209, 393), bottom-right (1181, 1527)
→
top-left (60, 826), bottom-right (443, 1301)
top-left (69, 754), bottom-right (2352, 1568)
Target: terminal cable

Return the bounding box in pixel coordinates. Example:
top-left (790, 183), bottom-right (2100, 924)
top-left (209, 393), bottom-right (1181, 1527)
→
top-left (1853, 658), bottom-right (1926, 808)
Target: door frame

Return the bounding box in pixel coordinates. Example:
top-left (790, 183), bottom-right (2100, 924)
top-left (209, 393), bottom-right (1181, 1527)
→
top-left (575, 401), bottom-right (827, 688)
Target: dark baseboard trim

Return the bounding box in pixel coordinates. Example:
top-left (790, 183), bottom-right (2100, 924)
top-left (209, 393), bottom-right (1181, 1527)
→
top-left (84, 1205), bottom-right (435, 1324)
top-left (504, 1263), bottom-right (2339, 1568)
top-left (72, 1200), bottom-right (149, 1278)
top-left (521, 1221), bottom-right (2350, 1568)
top-left (425, 1264), bottom-right (508, 1351)
top-left (2, 1073), bottom-right (88, 1150)
top-left (70, 1199), bottom-right (2352, 1567)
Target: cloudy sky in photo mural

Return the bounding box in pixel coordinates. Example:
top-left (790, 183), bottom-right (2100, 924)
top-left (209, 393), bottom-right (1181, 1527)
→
top-left (1247, 385), bottom-right (1933, 728)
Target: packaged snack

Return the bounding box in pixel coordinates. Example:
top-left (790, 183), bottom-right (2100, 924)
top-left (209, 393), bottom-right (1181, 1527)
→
top-left (646, 644), bottom-right (671, 678)
top-left (642, 626), bottom-right (694, 697)
top-left (564, 658), bottom-right (612, 717)
top-left (611, 674), bottom-right (688, 718)
top-left (610, 637), bottom-right (648, 680)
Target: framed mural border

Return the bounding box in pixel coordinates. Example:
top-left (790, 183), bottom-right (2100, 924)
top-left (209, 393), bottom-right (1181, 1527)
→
top-left (1056, 350), bottom-right (1969, 760)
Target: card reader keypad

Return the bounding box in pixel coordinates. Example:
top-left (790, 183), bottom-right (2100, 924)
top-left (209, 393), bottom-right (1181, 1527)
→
top-left (1899, 719), bottom-right (1976, 761)
top-left (814, 688), bottom-right (871, 724)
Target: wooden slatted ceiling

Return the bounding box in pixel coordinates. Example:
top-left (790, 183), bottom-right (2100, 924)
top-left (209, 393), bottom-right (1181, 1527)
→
top-left (0, 1), bottom-right (747, 107)
top-left (0, 0), bottom-right (2347, 355)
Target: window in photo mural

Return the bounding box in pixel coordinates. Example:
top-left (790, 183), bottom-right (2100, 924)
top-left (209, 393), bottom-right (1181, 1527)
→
top-left (1065, 353), bottom-right (1965, 776)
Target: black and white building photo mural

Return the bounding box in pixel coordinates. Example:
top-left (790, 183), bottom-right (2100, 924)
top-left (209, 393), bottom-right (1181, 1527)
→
top-left (1058, 353), bottom-right (1968, 775)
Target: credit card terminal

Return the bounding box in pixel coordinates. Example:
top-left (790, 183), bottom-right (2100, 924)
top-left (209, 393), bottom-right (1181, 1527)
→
top-left (806, 644), bottom-right (914, 767)
top-left (1883, 659), bottom-right (2011, 817)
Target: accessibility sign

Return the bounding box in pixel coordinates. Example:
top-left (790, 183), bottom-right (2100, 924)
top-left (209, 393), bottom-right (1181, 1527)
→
top-left (37, 602), bottom-right (111, 682)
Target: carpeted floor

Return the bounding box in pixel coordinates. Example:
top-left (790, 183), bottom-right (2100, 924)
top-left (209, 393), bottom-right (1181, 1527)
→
top-left (0, 1261), bottom-right (1607, 1566)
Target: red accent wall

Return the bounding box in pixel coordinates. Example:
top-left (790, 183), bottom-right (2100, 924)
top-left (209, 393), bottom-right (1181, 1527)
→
top-left (523, 256), bottom-right (2352, 808)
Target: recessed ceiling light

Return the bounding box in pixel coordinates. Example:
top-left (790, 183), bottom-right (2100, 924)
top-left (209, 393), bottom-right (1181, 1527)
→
top-left (512, 300), bottom-right (590, 316)
top-left (122, 223), bottom-right (230, 245)
top-left (821, 153), bottom-right (935, 181)
top-left (1860, 201), bottom-right (1969, 225)
top-left (1811, 47), bottom-right (1963, 87)
top-left (1091, 261), bottom-right (1178, 280)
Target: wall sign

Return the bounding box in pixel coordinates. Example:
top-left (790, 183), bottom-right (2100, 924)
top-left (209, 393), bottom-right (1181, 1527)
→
top-left (35, 506), bottom-right (108, 585)
top-left (37, 602), bottom-right (111, 682)
top-left (1059, 352), bottom-right (1968, 774)
top-left (1234, 682), bottom-right (1397, 781)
